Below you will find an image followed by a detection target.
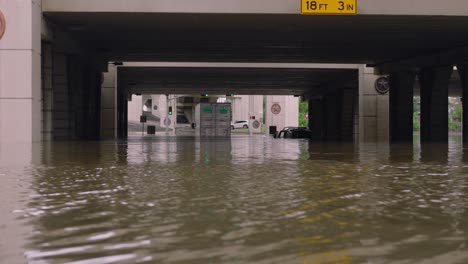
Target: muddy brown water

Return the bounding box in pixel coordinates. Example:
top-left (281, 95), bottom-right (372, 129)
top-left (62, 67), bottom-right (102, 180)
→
top-left (1, 135), bottom-right (468, 263)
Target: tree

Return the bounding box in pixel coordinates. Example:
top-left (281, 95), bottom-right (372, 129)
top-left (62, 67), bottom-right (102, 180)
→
top-left (299, 98), bottom-right (309, 127)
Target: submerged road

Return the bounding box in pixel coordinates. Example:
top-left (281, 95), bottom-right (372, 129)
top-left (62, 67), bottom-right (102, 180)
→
top-left (1, 135), bottom-right (468, 263)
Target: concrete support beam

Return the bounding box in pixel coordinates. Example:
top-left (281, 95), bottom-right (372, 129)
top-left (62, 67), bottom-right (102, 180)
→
top-left (358, 66), bottom-right (389, 142)
top-left (419, 67), bottom-right (452, 142)
top-left (457, 64), bottom-right (468, 143)
top-left (101, 64), bottom-right (116, 139)
top-left (0, 0), bottom-right (41, 143)
top-left (378, 46), bottom-right (468, 74)
top-left (43, 0), bottom-right (468, 16)
top-left (389, 71), bottom-right (416, 142)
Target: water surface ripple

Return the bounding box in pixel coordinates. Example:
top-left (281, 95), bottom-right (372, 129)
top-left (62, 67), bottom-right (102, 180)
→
top-left (1, 136), bottom-right (468, 263)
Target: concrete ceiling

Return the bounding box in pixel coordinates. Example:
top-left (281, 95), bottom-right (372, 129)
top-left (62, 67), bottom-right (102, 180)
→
top-left (118, 66), bottom-right (358, 96)
top-left (43, 10), bottom-right (468, 96)
top-left (44, 13), bottom-right (468, 65)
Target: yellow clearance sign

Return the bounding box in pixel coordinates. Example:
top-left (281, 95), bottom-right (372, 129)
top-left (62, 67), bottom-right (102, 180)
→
top-left (301, 0), bottom-right (357, 15)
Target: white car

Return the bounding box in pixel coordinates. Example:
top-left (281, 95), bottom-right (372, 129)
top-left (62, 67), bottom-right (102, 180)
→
top-left (231, 120), bottom-right (249, 129)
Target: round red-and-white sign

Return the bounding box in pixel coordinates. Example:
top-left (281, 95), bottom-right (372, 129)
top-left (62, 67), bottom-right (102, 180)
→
top-left (0, 10), bottom-right (5, 40)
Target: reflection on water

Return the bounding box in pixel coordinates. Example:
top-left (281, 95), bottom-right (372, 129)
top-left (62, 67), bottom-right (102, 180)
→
top-left (1, 135), bottom-right (468, 263)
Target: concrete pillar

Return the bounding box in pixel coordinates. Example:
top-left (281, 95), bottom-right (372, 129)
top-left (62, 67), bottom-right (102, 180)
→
top-left (419, 67), bottom-right (452, 142)
top-left (117, 91), bottom-right (125, 139)
top-left (159, 95), bottom-right (168, 130)
top-left (128, 94), bottom-right (143, 124)
top-left (83, 67), bottom-right (101, 140)
top-left (323, 91), bottom-right (342, 140)
top-left (389, 71), bottom-right (416, 142)
top-left (247, 95), bottom-right (263, 133)
top-left (124, 96), bottom-right (128, 138)
top-left (0, 1), bottom-right (42, 143)
top-left (51, 52), bottom-right (72, 140)
top-left (309, 89), bottom-right (355, 141)
top-left (101, 64), bottom-right (116, 139)
top-left (457, 65), bottom-right (468, 143)
top-left (42, 42), bottom-right (53, 141)
top-left (158, 95), bottom-right (176, 134)
top-left (341, 88), bottom-right (355, 141)
top-left (358, 66), bottom-right (389, 142)
top-left (308, 97), bottom-right (325, 140)
top-left (265, 95), bottom-right (299, 132)
top-left (229, 95), bottom-right (261, 121)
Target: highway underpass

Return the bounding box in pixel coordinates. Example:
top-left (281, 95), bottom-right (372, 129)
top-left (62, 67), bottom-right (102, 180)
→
top-left (2, 0), bottom-right (468, 143)
top-left (115, 63), bottom-right (359, 140)
top-left (4, 2), bottom-right (468, 263)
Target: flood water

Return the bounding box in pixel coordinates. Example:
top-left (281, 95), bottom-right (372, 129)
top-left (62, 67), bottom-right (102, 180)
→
top-left (1, 135), bottom-right (468, 263)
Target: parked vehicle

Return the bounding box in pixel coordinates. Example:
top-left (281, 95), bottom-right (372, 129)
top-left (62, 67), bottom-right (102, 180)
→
top-left (274, 127), bottom-right (312, 139)
top-left (231, 120), bottom-right (249, 129)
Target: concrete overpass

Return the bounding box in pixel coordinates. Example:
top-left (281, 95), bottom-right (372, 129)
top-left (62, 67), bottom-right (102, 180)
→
top-left (41, 0), bottom-right (468, 65)
top-left (2, 0), bottom-right (468, 143)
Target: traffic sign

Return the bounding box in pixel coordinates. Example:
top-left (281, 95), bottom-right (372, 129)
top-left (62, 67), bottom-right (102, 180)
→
top-left (301, 0), bottom-right (357, 15)
top-left (0, 9), bottom-right (5, 40)
top-left (164, 117), bottom-right (171, 127)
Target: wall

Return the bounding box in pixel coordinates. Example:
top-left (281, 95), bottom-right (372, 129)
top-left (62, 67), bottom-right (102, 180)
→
top-left (0, 0), bottom-right (41, 143)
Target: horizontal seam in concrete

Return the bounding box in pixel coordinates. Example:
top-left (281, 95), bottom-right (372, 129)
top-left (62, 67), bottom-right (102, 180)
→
top-left (0, 49), bottom-right (34, 51)
top-left (121, 62), bottom-right (361, 69)
top-left (0, 97), bottom-right (34, 99)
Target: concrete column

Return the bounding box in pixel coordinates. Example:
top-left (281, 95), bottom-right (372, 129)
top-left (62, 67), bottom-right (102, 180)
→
top-left (117, 91), bottom-right (125, 139)
top-left (323, 92), bottom-right (342, 140)
top-left (341, 88), bottom-right (355, 141)
top-left (128, 94), bottom-right (143, 124)
top-left (158, 95), bottom-right (176, 134)
top-left (117, 93), bottom-right (129, 138)
top-left (51, 53), bottom-right (72, 140)
top-left (101, 64), bottom-right (117, 139)
top-left (419, 67), bottom-right (452, 142)
top-left (42, 42), bottom-right (53, 141)
top-left (265, 95), bottom-right (299, 132)
top-left (124, 97), bottom-right (128, 138)
top-left (457, 65), bottom-right (468, 143)
top-left (84, 67), bottom-right (101, 140)
top-left (308, 98), bottom-right (324, 140)
top-left (389, 71), bottom-right (416, 142)
top-left (0, 1), bottom-right (42, 143)
top-left (248, 95), bottom-right (263, 133)
top-left (358, 66), bottom-right (389, 142)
